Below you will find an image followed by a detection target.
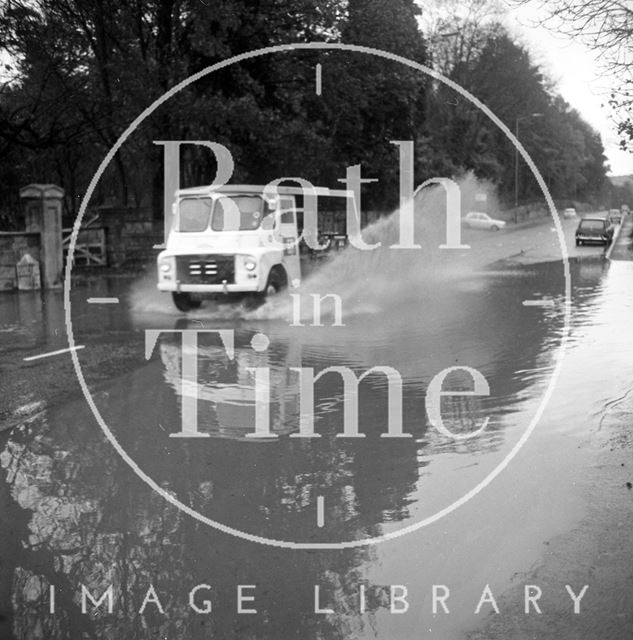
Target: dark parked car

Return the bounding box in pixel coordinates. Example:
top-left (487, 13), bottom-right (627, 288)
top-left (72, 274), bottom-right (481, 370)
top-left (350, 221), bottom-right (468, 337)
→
top-left (575, 217), bottom-right (614, 246)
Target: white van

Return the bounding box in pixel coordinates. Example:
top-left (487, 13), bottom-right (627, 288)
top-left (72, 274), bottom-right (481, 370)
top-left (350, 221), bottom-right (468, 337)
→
top-left (157, 184), bottom-right (349, 311)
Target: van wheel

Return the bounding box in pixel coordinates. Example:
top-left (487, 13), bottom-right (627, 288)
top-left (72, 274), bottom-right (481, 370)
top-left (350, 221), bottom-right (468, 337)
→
top-left (265, 279), bottom-right (280, 297)
top-left (264, 269), bottom-right (287, 297)
top-left (242, 269), bottom-right (287, 311)
top-left (172, 292), bottom-right (202, 312)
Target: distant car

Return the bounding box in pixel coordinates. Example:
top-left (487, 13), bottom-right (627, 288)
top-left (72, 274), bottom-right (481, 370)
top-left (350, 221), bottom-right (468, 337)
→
top-left (463, 212), bottom-right (506, 231)
top-left (608, 209), bottom-right (622, 225)
top-left (563, 207), bottom-right (577, 218)
top-left (575, 217), bottom-right (614, 246)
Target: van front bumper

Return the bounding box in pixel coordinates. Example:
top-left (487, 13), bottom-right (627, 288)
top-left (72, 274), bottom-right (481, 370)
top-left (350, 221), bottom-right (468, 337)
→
top-left (158, 282), bottom-right (261, 294)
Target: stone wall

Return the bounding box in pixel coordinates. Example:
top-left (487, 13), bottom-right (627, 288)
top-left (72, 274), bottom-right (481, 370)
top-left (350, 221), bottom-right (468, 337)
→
top-left (0, 232), bottom-right (41, 290)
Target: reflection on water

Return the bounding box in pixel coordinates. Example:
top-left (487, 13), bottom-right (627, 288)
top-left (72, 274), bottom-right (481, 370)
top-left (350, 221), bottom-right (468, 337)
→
top-left (0, 411), bottom-right (384, 639)
top-left (2, 251), bottom-right (626, 638)
top-left (0, 290), bottom-right (67, 352)
top-left (93, 257), bottom-right (558, 544)
top-left (158, 327), bottom-right (302, 440)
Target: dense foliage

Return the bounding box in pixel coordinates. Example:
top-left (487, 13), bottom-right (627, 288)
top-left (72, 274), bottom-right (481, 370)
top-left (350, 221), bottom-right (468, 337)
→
top-left (0, 0), bottom-right (612, 223)
top-left (510, 0), bottom-right (633, 154)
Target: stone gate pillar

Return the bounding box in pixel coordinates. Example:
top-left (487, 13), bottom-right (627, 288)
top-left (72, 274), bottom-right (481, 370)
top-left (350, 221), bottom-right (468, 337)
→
top-left (19, 184), bottom-right (65, 288)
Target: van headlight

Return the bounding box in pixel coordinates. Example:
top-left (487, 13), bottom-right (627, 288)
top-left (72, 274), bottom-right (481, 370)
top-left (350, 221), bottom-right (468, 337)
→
top-left (158, 256), bottom-right (175, 278)
top-left (244, 256), bottom-right (257, 271)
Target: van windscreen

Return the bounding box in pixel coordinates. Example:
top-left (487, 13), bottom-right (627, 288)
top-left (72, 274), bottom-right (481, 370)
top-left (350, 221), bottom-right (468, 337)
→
top-left (212, 196), bottom-right (263, 231)
top-left (178, 197), bottom-right (213, 232)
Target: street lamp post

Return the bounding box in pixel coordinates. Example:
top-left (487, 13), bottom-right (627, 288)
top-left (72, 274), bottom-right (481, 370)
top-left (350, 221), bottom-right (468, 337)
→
top-left (514, 113), bottom-right (544, 223)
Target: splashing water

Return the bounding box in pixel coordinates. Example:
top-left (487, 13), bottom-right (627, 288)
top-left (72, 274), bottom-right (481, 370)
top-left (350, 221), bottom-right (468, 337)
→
top-left (129, 173), bottom-right (500, 325)
top-left (260, 172), bottom-right (501, 323)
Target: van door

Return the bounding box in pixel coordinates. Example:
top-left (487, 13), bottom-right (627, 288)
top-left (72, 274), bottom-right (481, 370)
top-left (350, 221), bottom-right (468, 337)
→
top-left (278, 196), bottom-right (301, 288)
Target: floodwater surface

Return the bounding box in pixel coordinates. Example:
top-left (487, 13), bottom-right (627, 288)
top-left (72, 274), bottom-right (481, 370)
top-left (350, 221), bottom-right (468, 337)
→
top-left (1, 212), bottom-right (632, 639)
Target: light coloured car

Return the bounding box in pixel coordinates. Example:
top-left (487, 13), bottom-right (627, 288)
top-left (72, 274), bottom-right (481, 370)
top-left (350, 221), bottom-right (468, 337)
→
top-left (608, 209), bottom-right (622, 225)
top-left (563, 207), bottom-right (577, 218)
top-left (463, 212), bottom-right (506, 231)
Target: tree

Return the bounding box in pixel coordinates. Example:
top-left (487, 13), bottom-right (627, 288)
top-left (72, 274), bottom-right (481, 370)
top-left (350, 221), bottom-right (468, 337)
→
top-left (420, 9), bottom-right (608, 204)
top-left (509, 0), bottom-right (633, 151)
top-left (0, 0), bottom-right (429, 218)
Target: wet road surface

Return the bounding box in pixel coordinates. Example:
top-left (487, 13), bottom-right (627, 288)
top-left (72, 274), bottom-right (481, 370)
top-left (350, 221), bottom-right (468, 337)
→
top-left (1, 210), bottom-right (632, 639)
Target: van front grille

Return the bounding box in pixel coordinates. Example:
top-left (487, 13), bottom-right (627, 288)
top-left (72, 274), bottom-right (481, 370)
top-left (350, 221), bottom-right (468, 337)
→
top-left (176, 255), bottom-right (235, 284)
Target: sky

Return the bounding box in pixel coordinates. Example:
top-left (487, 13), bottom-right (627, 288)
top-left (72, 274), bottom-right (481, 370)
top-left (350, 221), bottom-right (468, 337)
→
top-left (502, 2), bottom-right (633, 176)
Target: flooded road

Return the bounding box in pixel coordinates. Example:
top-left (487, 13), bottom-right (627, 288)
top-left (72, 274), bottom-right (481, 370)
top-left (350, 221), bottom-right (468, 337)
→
top-left (1, 215), bottom-right (632, 639)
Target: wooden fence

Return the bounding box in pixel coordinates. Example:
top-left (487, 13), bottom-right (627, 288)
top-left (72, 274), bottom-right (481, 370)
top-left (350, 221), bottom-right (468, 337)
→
top-left (62, 226), bottom-right (107, 266)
